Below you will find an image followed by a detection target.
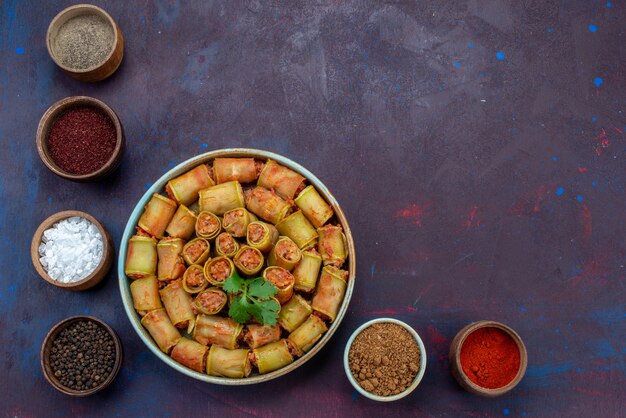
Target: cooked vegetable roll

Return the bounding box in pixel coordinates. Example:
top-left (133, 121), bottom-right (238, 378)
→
top-left (125, 235), bottom-right (158, 279)
top-left (166, 164), bottom-right (215, 206)
top-left (182, 237), bottom-right (211, 265)
top-left (157, 238), bottom-right (186, 282)
top-left (130, 276), bottom-right (162, 316)
top-left (292, 248), bottom-right (322, 293)
top-left (203, 256), bottom-right (235, 286)
top-left (294, 185), bottom-right (334, 228)
top-left (165, 205), bottom-right (197, 240)
top-left (195, 211), bottom-right (221, 240)
top-left (242, 324), bottom-right (282, 349)
top-left (141, 308), bottom-right (181, 354)
top-left (160, 279), bottom-right (195, 332)
top-left (213, 157), bottom-right (261, 184)
top-left (182, 264), bottom-right (208, 294)
top-left (233, 246), bottom-right (265, 276)
top-left (215, 232), bottom-right (240, 258)
top-left (193, 314), bottom-right (243, 349)
top-left (246, 221), bottom-right (279, 253)
top-left (198, 181), bottom-right (245, 216)
top-left (137, 193), bottom-right (178, 238)
top-left (263, 266), bottom-right (295, 304)
top-left (311, 266), bottom-right (348, 323)
top-left (257, 159), bottom-right (306, 200)
top-left (287, 314), bottom-right (328, 356)
top-left (171, 337), bottom-right (208, 373)
top-left (206, 345), bottom-right (251, 378)
top-left (317, 224), bottom-right (348, 267)
top-left (223, 208), bottom-right (257, 238)
top-left (278, 294), bottom-right (312, 333)
top-left (244, 187), bottom-right (291, 224)
top-left (276, 210), bottom-right (318, 249)
top-left (267, 236), bottom-right (301, 271)
top-left (251, 340), bottom-right (294, 374)
top-left (192, 287), bottom-right (227, 315)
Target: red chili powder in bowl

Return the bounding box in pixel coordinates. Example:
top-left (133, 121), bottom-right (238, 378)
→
top-left (460, 327), bottom-right (521, 389)
top-left (47, 106), bottom-right (117, 175)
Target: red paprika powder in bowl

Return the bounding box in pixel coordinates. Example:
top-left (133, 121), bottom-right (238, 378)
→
top-left (449, 320), bottom-right (527, 397)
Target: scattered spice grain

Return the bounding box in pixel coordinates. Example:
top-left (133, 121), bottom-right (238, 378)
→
top-left (47, 106), bottom-right (117, 175)
top-left (55, 14), bottom-right (114, 70)
top-left (348, 323), bottom-right (421, 397)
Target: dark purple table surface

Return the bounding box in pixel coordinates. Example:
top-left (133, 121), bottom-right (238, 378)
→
top-left (1, 1), bottom-right (624, 416)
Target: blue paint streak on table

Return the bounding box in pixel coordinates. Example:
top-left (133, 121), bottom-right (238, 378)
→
top-left (1, 1), bottom-right (624, 416)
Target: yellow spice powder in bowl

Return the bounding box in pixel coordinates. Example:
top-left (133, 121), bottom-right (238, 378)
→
top-left (344, 318), bottom-right (427, 401)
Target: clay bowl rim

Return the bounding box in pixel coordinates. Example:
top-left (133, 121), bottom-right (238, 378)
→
top-left (31, 210), bottom-right (112, 290)
top-left (46, 4), bottom-right (120, 74)
top-left (36, 95), bottom-right (123, 181)
top-left (118, 148), bottom-right (356, 385)
top-left (451, 320), bottom-right (528, 396)
top-left (343, 318), bottom-right (428, 402)
top-left (40, 315), bottom-right (123, 397)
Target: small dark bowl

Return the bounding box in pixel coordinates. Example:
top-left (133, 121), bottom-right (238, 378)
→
top-left (41, 316), bottom-right (123, 397)
top-left (36, 95), bottom-right (124, 182)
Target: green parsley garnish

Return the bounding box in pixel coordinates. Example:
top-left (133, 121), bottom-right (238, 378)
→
top-left (223, 271), bottom-right (280, 326)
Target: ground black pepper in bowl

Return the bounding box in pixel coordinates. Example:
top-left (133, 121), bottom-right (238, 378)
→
top-left (41, 316), bottom-right (122, 396)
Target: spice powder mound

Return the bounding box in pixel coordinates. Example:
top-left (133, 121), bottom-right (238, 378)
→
top-left (348, 323), bottom-right (421, 397)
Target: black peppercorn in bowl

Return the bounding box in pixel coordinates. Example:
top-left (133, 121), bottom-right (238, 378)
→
top-left (41, 316), bottom-right (122, 396)
top-left (36, 95), bottom-right (124, 182)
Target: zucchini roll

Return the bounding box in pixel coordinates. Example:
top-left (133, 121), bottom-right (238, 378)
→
top-left (276, 210), bottom-right (319, 249)
top-left (203, 256), bottom-right (235, 286)
top-left (182, 264), bottom-right (208, 294)
top-left (193, 314), bottom-right (243, 349)
top-left (287, 314), bottom-right (328, 357)
top-left (267, 236), bottom-right (301, 271)
top-left (292, 249), bottom-right (322, 293)
top-left (278, 294), bottom-right (312, 333)
top-left (125, 235), bottom-right (157, 279)
top-left (244, 187), bottom-right (291, 224)
top-left (198, 181), bottom-right (245, 216)
top-left (242, 324), bottom-right (282, 349)
top-left (223, 208), bottom-right (258, 238)
top-left (165, 205), bottom-right (197, 240)
top-left (317, 224), bottom-right (348, 267)
top-left (182, 237), bottom-right (211, 265)
top-left (165, 164), bottom-right (215, 206)
top-left (233, 246), bottom-right (265, 276)
top-left (263, 266), bottom-right (295, 304)
top-left (192, 287), bottom-right (227, 315)
top-left (171, 337), bottom-right (208, 373)
top-left (294, 185), bottom-right (334, 228)
top-left (141, 308), bottom-right (181, 354)
top-left (206, 345), bottom-right (252, 378)
top-left (160, 279), bottom-right (195, 332)
top-left (130, 276), bottom-right (162, 316)
top-left (157, 238), bottom-right (186, 282)
top-left (215, 232), bottom-right (240, 258)
top-left (137, 193), bottom-right (178, 238)
top-left (311, 266), bottom-right (348, 323)
top-left (246, 221), bottom-right (279, 253)
top-left (213, 157), bottom-right (261, 184)
top-left (257, 159), bottom-right (306, 200)
top-left (251, 340), bottom-right (295, 374)
top-left (195, 211), bottom-right (222, 240)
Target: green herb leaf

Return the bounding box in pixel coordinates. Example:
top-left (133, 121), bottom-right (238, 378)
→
top-left (228, 296), bottom-right (251, 324)
top-left (248, 277), bottom-right (278, 300)
top-left (223, 270), bottom-right (245, 294)
top-left (256, 299), bottom-right (280, 326)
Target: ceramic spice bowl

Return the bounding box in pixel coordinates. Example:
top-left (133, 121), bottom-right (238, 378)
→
top-left (36, 95), bottom-right (124, 182)
top-left (449, 320), bottom-right (528, 397)
top-left (344, 318), bottom-right (427, 401)
top-left (41, 316), bottom-right (123, 396)
top-left (46, 4), bottom-right (124, 82)
top-left (31, 210), bottom-right (114, 291)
